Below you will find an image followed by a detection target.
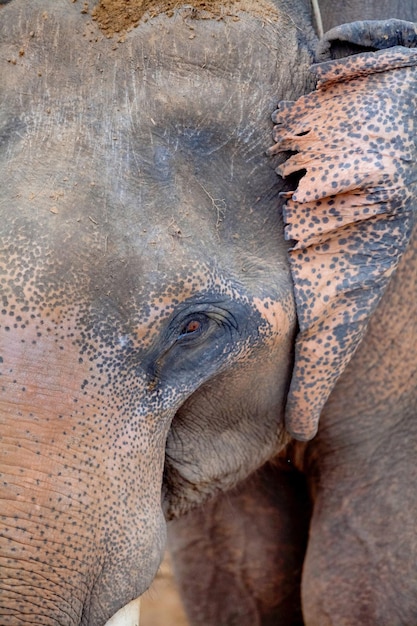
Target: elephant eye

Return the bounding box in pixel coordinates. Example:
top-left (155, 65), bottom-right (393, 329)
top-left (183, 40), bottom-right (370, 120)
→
top-left (177, 315), bottom-right (206, 342)
top-left (182, 320), bottom-right (201, 334)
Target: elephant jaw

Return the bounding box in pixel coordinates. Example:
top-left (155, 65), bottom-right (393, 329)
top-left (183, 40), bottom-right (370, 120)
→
top-left (104, 598), bottom-right (140, 626)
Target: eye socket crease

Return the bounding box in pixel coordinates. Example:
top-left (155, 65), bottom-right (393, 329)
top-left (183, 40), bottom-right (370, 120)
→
top-left (169, 302), bottom-right (239, 346)
top-left (146, 305), bottom-right (238, 390)
top-left (144, 295), bottom-right (268, 392)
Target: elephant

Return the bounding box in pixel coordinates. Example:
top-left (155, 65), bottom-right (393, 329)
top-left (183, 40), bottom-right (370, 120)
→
top-left (0, 1), bottom-right (416, 625)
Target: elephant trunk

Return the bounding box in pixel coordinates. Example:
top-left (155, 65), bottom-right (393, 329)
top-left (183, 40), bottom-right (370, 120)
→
top-left (0, 413), bottom-right (164, 625)
top-left (0, 466), bottom-right (95, 624)
top-left (0, 491), bottom-right (149, 625)
top-left (0, 558), bottom-right (86, 625)
top-left (0, 309), bottom-right (167, 624)
top-left (0, 572), bottom-right (140, 626)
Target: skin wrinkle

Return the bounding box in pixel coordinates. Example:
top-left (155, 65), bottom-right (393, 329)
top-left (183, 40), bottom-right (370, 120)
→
top-left (269, 46), bottom-right (417, 441)
top-left (4, 571), bottom-right (86, 607)
top-left (13, 0), bottom-right (415, 626)
top-left (165, 11), bottom-right (417, 626)
top-left (2, 576), bottom-right (82, 624)
top-left (4, 557), bottom-right (93, 581)
top-left (1, 2), bottom-right (306, 622)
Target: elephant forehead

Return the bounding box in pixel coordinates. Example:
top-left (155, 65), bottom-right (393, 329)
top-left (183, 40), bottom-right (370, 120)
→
top-left (1, 8), bottom-right (295, 297)
top-left (1, 0), bottom-right (296, 341)
top-left (0, 1), bottom-right (292, 91)
top-left (0, 0), bottom-right (301, 181)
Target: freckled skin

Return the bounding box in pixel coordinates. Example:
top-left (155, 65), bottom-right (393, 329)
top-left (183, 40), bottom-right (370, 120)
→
top-left (169, 7), bottom-right (417, 626)
top-left (0, 0), bottom-right (313, 623)
top-left (271, 44), bottom-right (417, 440)
top-left (2, 2), bottom-right (417, 626)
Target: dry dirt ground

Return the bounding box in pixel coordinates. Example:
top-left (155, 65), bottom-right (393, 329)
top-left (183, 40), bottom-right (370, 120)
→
top-left (141, 552), bottom-right (189, 626)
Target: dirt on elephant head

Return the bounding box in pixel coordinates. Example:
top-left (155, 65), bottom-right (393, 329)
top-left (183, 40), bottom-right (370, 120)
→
top-left (91, 0), bottom-right (279, 37)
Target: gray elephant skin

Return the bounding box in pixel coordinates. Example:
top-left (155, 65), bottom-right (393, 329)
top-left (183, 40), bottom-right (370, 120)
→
top-left (0, 1), bottom-right (416, 625)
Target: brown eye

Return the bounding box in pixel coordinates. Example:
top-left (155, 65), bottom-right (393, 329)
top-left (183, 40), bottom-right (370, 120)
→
top-left (182, 319), bottom-right (201, 335)
top-left (177, 315), bottom-right (208, 342)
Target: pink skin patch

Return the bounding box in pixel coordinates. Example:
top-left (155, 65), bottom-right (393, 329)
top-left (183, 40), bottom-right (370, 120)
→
top-left (269, 46), bottom-right (417, 440)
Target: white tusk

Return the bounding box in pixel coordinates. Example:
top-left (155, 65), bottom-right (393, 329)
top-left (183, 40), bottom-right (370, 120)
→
top-left (103, 598), bottom-right (140, 626)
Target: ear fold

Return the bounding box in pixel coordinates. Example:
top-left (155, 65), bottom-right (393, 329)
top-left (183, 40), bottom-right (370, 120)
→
top-left (269, 45), bottom-right (417, 440)
top-left (317, 19), bottom-right (417, 59)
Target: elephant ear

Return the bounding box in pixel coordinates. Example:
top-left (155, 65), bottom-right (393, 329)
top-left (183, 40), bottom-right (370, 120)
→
top-left (316, 19), bottom-right (417, 60)
top-left (269, 45), bottom-right (417, 441)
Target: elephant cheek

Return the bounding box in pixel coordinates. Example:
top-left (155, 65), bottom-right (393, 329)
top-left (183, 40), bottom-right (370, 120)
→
top-left (253, 295), bottom-right (296, 342)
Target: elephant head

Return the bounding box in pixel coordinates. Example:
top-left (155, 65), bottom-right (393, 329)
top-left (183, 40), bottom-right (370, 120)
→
top-left (1, 0), bottom-right (416, 624)
top-left (0, 1), bottom-right (314, 623)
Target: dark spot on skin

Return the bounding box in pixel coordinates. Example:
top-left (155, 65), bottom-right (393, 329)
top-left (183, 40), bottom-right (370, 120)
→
top-left (271, 45), bottom-right (417, 439)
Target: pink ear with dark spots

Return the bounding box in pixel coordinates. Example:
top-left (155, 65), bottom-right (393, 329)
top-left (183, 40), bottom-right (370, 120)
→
top-left (270, 47), bottom-right (417, 441)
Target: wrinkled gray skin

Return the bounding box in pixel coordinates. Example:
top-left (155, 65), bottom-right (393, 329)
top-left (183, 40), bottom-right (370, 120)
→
top-left (0, 1), bottom-right (312, 624)
top-left (0, 1), bottom-right (416, 626)
top-left (168, 4), bottom-right (417, 626)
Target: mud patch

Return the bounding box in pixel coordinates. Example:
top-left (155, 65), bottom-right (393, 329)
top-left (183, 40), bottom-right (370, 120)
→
top-left (91, 0), bottom-right (279, 37)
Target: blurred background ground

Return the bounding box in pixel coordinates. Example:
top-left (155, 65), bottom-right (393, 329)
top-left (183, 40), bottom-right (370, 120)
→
top-left (141, 552), bottom-right (189, 626)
